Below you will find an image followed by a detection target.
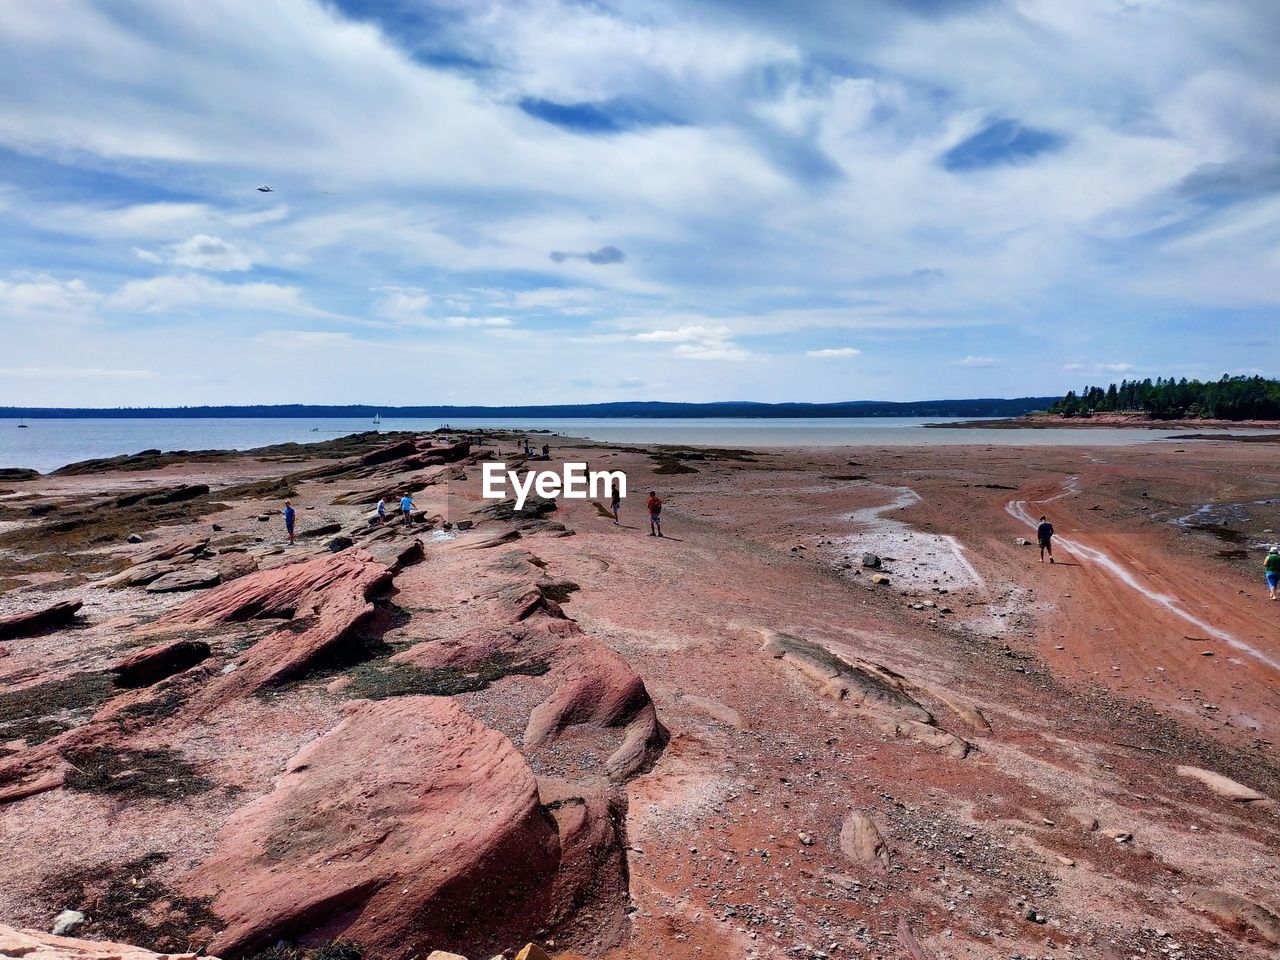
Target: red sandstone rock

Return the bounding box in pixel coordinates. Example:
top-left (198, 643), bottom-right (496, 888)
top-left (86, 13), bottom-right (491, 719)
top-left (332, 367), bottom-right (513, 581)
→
top-left (0, 924), bottom-right (216, 960)
top-left (110, 639), bottom-right (212, 688)
top-left (186, 697), bottom-right (560, 960)
top-left (158, 550), bottom-right (392, 699)
top-left (0, 600), bottom-right (83, 640)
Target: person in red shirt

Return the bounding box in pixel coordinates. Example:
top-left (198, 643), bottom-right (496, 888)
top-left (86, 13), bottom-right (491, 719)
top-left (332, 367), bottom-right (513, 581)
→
top-left (646, 491), bottom-right (663, 537)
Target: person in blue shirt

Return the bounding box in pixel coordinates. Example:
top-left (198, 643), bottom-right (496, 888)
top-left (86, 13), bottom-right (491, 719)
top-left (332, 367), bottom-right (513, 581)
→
top-left (399, 493), bottom-right (415, 524)
top-left (283, 500), bottom-right (296, 544)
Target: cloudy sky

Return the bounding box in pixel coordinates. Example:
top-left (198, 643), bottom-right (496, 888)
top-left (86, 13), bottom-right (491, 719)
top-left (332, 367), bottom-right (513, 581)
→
top-left (1, 0), bottom-right (1278, 406)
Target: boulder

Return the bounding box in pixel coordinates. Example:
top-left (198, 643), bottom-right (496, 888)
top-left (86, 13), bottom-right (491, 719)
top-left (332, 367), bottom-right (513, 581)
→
top-left (132, 537), bottom-right (210, 565)
top-left (111, 639), bottom-right (212, 688)
top-left (126, 533), bottom-right (144, 544)
top-left (185, 697), bottom-right (560, 960)
top-left (144, 568), bottom-right (222, 593)
top-left (861, 553), bottom-right (881, 568)
top-left (0, 600), bottom-right (83, 640)
top-left (50, 912), bottom-right (85, 937)
top-left (839, 812), bottom-right (889, 867)
top-left (870, 573), bottom-right (890, 585)
top-left (326, 535), bottom-right (356, 553)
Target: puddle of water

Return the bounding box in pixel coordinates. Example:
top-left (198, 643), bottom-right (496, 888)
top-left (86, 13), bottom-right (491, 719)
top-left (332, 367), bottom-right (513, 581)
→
top-left (833, 485), bottom-right (986, 590)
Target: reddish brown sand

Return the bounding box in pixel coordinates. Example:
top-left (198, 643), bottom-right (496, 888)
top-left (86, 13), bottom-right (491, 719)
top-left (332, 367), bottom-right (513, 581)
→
top-left (0, 433), bottom-right (1277, 960)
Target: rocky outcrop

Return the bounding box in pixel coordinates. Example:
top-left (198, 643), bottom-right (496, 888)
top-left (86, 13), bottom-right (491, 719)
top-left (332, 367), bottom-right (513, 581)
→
top-left (526, 643), bottom-right (668, 782)
top-left (110, 639), bottom-right (211, 688)
top-left (186, 697), bottom-right (561, 960)
top-left (145, 568), bottom-right (222, 593)
top-left (0, 924), bottom-right (216, 960)
top-left (0, 600), bottom-right (83, 640)
top-left (1187, 888), bottom-right (1280, 945)
top-left (1176, 766), bottom-right (1270, 805)
top-left (760, 629), bottom-right (971, 759)
top-left (158, 549), bottom-right (393, 700)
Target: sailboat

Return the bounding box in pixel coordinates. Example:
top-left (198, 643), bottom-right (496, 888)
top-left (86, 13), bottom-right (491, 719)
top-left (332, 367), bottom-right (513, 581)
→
top-left (372, 412), bottom-right (382, 425)
top-left (17, 417), bottom-right (27, 429)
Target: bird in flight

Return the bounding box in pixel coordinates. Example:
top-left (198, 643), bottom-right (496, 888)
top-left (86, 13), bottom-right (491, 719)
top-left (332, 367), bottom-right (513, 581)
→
top-left (256, 185), bottom-right (273, 192)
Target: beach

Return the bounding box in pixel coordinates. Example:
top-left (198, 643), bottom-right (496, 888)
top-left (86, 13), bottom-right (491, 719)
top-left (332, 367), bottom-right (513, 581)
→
top-left (1, 430), bottom-right (1278, 959)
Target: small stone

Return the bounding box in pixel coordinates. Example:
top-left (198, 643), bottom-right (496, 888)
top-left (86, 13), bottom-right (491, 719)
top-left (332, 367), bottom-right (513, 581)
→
top-left (426, 952), bottom-right (468, 960)
top-left (52, 910), bottom-right (86, 936)
top-left (513, 946), bottom-right (552, 960)
top-left (871, 574), bottom-right (890, 585)
top-left (126, 533), bottom-right (144, 544)
top-left (861, 553), bottom-right (881, 568)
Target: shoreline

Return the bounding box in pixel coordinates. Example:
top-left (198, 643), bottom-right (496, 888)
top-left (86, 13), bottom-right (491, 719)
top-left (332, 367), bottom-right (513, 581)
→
top-left (932, 413), bottom-right (1280, 431)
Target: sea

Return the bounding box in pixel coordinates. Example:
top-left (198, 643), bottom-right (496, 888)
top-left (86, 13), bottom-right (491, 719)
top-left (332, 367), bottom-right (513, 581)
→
top-left (1, 416), bottom-right (1270, 475)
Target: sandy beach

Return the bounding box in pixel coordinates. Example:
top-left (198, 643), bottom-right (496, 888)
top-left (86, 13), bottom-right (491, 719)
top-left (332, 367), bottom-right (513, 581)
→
top-left (1, 431), bottom-right (1277, 960)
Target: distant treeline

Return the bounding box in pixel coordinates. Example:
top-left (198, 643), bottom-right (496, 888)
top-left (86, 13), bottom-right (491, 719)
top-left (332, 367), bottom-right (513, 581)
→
top-left (1, 398), bottom-right (1059, 420)
top-left (1050, 375), bottom-right (1280, 420)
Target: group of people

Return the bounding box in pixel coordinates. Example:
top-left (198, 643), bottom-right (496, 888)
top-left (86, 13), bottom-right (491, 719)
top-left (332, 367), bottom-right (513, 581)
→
top-left (607, 488), bottom-right (664, 536)
top-left (373, 494), bottom-right (415, 524)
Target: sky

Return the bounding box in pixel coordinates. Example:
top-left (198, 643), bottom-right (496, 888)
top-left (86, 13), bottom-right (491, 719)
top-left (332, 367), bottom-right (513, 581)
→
top-left (0, 0), bottom-right (1278, 407)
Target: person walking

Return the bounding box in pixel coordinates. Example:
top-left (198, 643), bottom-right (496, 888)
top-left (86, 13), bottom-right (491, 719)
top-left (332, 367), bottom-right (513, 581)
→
top-left (1265, 545), bottom-right (1280, 600)
top-left (376, 497), bottom-right (387, 525)
top-left (283, 500), bottom-right (296, 545)
top-left (399, 492), bottom-right (415, 524)
top-left (610, 484), bottom-right (621, 525)
top-left (647, 490), bottom-right (663, 537)
top-left (1037, 515), bottom-right (1054, 563)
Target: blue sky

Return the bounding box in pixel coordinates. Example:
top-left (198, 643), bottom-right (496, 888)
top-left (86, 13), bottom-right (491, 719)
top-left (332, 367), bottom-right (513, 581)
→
top-left (0, 0), bottom-right (1277, 406)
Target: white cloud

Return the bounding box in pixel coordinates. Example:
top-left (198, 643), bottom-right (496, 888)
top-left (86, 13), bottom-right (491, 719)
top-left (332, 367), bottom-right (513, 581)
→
top-left (806, 347), bottom-right (861, 358)
top-left (958, 355), bottom-right (998, 367)
top-left (111, 275), bottom-right (316, 315)
top-left (168, 234), bottom-right (252, 271)
top-left (1097, 362), bottom-right (1136, 373)
top-left (0, 274), bottom-right (100, 319)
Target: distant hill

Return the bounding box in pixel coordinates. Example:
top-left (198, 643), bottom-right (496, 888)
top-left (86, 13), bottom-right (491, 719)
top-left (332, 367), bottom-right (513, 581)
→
top-left (1, 399), bottom-right (1058, 420)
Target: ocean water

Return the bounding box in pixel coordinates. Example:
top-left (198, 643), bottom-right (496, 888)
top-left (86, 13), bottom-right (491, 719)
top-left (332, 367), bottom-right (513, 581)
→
top-left (0, 416), bottom-right (1266, 474)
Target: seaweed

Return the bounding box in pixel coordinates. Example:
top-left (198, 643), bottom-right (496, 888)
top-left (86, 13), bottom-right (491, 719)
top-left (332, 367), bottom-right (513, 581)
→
top-left (342, 651), bottom-right (550, 701)
top-left (0, 671), bottom-right (116, 744)
top-left (37, 852), bottom-right (222, 954)
top-left (63, 746), bottom-right (215, 799)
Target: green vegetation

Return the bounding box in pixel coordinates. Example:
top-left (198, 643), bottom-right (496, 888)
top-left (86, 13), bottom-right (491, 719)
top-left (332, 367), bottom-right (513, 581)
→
top-left (1049, 375), bottom-right (1280, 420)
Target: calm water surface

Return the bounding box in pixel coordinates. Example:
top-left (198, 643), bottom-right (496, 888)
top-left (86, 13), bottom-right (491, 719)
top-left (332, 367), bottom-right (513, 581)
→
top-left (0, 416), bottom-right (1266, 474)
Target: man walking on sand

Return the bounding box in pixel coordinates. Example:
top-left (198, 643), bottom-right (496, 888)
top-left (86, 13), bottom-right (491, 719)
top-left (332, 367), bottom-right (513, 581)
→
top-left (283, 500), bottom-right (296, 545)
top-left (610, 484), bottom-right (622, 525)
top-left (647, 490), bottom-right (663, 537)
top-left (1037, 515), bottom-right (1054, 563)
top-left (1265, 545), bottom-right (1280, 600)
top-left (399, 492), bottom-right (415, 524)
